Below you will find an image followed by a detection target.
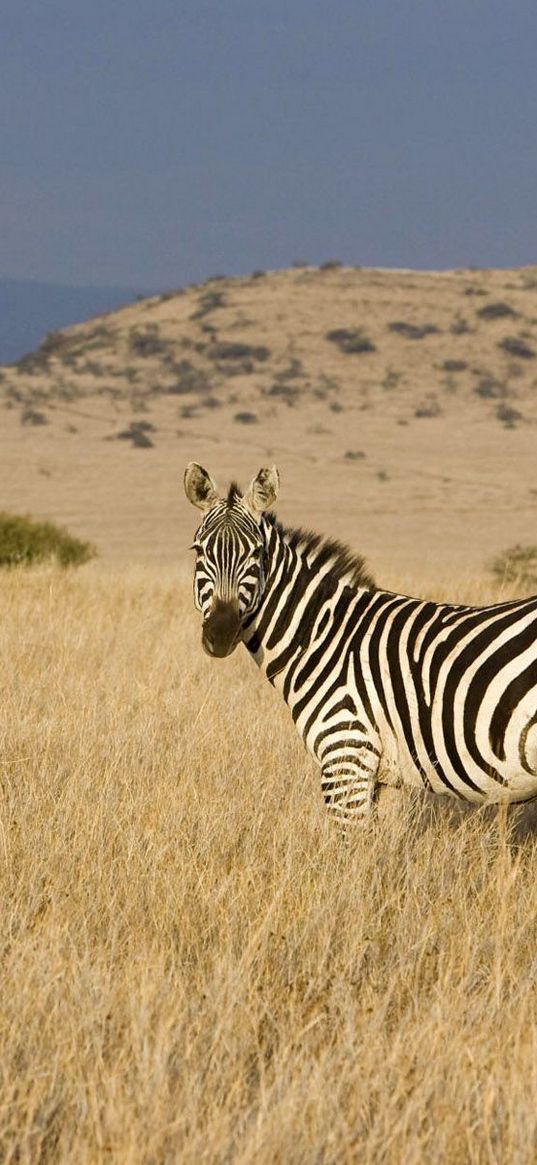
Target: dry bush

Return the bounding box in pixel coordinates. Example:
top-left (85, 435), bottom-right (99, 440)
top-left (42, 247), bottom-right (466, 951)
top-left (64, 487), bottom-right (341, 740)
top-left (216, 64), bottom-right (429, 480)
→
top-left (1, 568), bottom-right (537, 1162)
top-left (326, 328), bottom-right (376, 355)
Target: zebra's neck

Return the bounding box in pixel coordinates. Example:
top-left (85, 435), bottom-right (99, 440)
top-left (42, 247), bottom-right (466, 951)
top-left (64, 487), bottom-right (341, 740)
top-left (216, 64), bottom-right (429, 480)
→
top-left (242, 515), bottom-right (373, 688)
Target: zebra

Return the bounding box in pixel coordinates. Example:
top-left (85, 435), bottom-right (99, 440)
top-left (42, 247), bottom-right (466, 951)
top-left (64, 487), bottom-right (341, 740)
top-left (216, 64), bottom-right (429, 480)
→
top-left (184, 461), bottom-right (537, 830)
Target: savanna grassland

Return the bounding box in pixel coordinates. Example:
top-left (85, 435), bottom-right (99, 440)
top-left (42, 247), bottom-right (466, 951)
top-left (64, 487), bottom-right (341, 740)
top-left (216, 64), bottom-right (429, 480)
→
top-left (2, 564), bottom-right (537, 1163)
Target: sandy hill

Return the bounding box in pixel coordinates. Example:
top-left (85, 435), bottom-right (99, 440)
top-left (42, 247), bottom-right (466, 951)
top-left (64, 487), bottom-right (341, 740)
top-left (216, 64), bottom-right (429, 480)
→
top-left (1, 262), bottom-right (537, 585)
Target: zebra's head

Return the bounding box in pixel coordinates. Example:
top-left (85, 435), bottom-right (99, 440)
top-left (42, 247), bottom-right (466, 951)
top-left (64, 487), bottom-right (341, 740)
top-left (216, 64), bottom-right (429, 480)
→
top-left (184, 462), bottom-right (280, 657)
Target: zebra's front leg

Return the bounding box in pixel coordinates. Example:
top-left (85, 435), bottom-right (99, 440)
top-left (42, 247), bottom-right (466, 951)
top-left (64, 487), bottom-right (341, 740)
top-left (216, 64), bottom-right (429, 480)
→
top-left (320, 744), bottom-right (381, 837)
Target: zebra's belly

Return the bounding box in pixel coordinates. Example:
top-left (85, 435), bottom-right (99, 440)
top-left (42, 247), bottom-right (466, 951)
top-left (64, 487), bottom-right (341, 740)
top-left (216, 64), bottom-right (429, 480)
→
top-left (386, 709), bottom-right (537, 804)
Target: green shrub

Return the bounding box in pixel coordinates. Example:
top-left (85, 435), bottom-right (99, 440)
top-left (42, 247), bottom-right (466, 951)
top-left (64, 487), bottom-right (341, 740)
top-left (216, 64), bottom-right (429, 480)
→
top-left (496, 402), bottom-right (523, 426)
top-left (115, 421), bottom-right (155, 447)
top-left (207, 341), bottom-right (270, 362)
top-left (166, 360), bottom-right (211, 395)
top-left (0, 513), bottom-right (96, 568)
top-left (129, 327), bottom-right (169, 358)
top-left (415, 395), bottom-right (441, 418)
top-left (326, 328), bottom-right (376, 354)
top-left (191, 290), bottom-right (227, 320)
top-left (477, 301), bottom-right (517, 321)
top-left (234, 411), bottom-right (258, 424)
top-left (382, 366), bottom-right (402, 390)
top-left (388, 321), bottom-right (439, 340)
top-left (490, 544), bottom-right (537, 588)
top-left (442, 359), bottom-right (467, 372)
top-left (498, 336), bottom-right (535, 360)
top-left (264, 382), bottom-right (301, 403)
top-left (450, 314), bottom-right (471, 335)
top-left (473, 374), bottom-right (506, 399)
top-left (21, 407), bottom-right (48, 426)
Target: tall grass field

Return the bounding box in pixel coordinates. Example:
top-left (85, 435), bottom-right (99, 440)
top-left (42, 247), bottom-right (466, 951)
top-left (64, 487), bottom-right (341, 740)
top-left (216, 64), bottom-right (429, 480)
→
top-left (1, 566), bottom-right (537, 1163)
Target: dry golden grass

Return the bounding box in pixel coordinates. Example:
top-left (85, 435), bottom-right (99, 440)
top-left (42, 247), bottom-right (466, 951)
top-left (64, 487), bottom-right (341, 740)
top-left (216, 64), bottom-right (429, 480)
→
top-left (2, 565), bottom-right (537, 1163)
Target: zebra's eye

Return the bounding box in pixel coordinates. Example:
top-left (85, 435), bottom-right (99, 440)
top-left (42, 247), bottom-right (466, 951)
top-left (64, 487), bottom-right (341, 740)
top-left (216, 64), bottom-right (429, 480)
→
top-left (190, 542), bottom-right (202, 553)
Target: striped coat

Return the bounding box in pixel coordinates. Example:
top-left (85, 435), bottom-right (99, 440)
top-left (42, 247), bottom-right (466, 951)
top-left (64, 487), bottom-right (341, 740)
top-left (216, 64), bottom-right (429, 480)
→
top-left (185, 463), bottom-right (537, 828)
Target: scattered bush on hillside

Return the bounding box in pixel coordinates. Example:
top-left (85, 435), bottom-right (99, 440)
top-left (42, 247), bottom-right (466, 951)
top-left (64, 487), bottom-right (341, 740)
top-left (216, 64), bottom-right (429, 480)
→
top-left (442, 359), bottom-right (467, 372)
top-left (21, 407), bottom-right (48, 426)
top-left (275, 358), bottom-right (304, 380)
top-left (264, 359), bottom-right (305, 404)
top-left (506, 362), bottom-right (525, 380)
top-left (80, 359), bottom-right (105, 378)
top-left (415, 396), bottom-right (441, 418)
top-left (217, 359), bottom-right (255, 378)
top-left (234, 411), bottom-right (258, 424)
top-left (490, 544), bottom-right (537, 589)
top-left (382, 366), bottom-right (402, 390)
top-left (496, 402), bottom-right (523, 427)
top-left (319, 260), bottom-right (343, 271)
top-left (450, 314), bottom-right (471, 335)
top-left (65, 326), bottom-right (111, 357)
top-left (251, 270), bottom-right (266, 279)
top-left (388, 321), bottom-right (440, 340)
top-left (473, 374), bottom-right (507, 400)
top-left (0, 513), bottom-right (95, 568)
top-left (13, 350), bottom-right (50, 375)
top-left (115, 420), bottom-right (155, 447)
top-left (207, 341), bottom-right (270, 363)
top-left (477, 301), bottom-right (518, 321)
top-left (166, 360), bottom-right (211, 395)
top-left (39, 330), bottom-right (70, 354)
top-left (344, 450), bottom-right (366, 461)
top-left (498, 336), bottom-right (535, 360)
top-left (129, 327), bottom-right (169, 358)
top-left (313, 372), bottom-right (340, 399)
top-left (158, 288), bottom-right (186, 302)
top-left (326, 328), bottom-right (376, 354)
top-left (264, 382), bottom-right (301, 404)
top-left (191, 290), bottom-right (227, 320)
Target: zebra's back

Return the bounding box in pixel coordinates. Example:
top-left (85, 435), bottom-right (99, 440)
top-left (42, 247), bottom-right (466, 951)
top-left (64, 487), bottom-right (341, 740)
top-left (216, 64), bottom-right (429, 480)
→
top-left (351, 589), bottom-right (537, 803)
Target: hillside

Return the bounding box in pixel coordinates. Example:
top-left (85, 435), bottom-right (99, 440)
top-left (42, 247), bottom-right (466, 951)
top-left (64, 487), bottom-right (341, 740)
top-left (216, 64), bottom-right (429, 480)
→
top-left (2, 263), bottom-right (537, 582)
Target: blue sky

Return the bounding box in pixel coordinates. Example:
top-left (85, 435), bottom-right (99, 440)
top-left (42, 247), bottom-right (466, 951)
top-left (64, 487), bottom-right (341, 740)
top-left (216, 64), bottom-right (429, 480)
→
top-left (2, 0), bottom-right (536, 288)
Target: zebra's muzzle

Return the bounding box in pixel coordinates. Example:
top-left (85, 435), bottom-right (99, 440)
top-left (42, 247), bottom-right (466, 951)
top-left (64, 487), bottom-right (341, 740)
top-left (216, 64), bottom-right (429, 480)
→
top-left (202, 598), bottom-right (241, 658)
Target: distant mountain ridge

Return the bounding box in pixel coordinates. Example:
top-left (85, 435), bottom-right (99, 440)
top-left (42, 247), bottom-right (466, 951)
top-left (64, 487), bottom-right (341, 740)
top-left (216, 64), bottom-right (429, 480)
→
top-left (0, 276), bottom-right (153, 364)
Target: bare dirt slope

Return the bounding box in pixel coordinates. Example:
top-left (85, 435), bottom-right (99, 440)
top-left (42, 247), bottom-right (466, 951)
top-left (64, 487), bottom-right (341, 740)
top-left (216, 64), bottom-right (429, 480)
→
top-left (2, 263), bottom-right (537, 583)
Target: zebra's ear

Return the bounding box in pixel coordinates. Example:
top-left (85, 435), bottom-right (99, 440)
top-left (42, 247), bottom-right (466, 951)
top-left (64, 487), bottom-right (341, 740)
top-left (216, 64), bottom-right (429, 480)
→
top-left (243, 466), bottom-right (280, 516)
top-left (184, 462), bottom-right (220, 512)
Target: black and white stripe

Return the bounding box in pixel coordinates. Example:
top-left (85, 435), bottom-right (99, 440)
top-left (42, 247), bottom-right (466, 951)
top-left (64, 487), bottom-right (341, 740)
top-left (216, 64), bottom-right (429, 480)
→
top-left (185, 464), bottom-right (537, 828)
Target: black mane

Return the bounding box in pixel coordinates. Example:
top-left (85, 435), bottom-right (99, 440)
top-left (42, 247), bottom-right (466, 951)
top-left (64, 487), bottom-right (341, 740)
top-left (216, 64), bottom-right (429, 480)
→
top-left (265, 513), bottom-right (375, 591)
